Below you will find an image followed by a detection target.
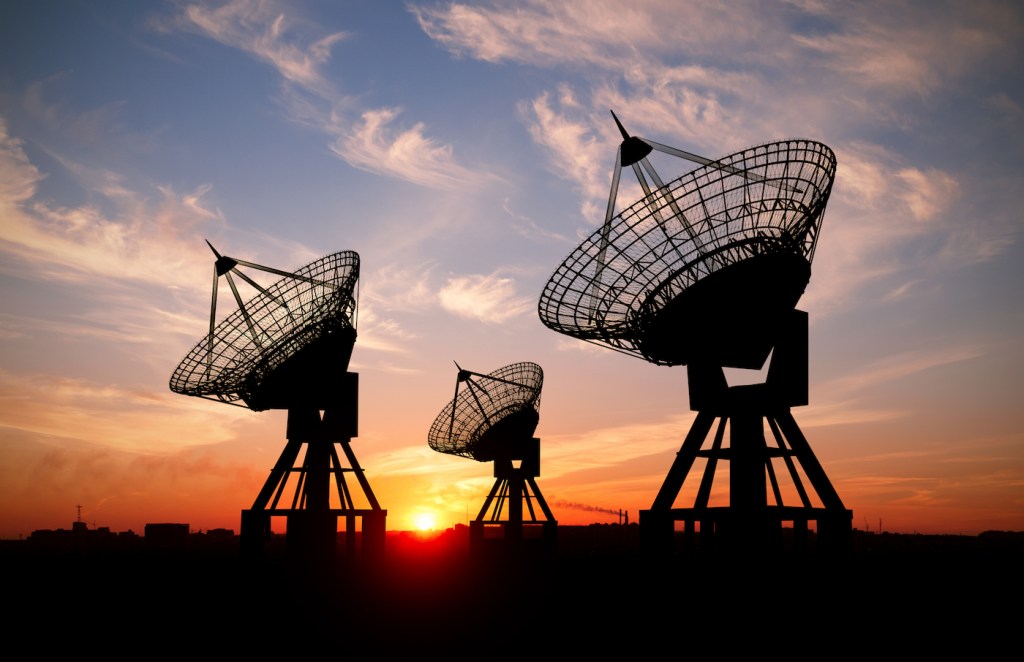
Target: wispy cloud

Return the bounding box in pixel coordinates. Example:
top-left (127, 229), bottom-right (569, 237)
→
top-left (363, 261), bottom-right (439, 312)
top-left (541, 413), bottom-right (696, 478)
top-left (412, 0), bottom-right (658, 69)
top-left (502, 197), bottom-right (572, 244)
top-left (370, 444), bottom-right (476, 478)
top-left (521, 86), bottom-right (745, 228)
top-left (827, 345), bottom-right (983, 395)
top-left (357, 261), bottom-right (542, 354)
top-left (0, 118), bottom-right (44, 203)
top-left (798, 399), bottom-right (905, 429)
top-left (416, 0), bottom-right (1023, 146)
top-left (438, 271), bottom-right (533, 323)
top-left (0, 117), bottom-right (334, 391)
top-left (355, 260), bottom-right (538, 355)
top-left (801, 140), bottom-right (998, 314)
top-left (791, 2), bottom-right (1017, 99)
top-left (414, 0), bottom-right (1015, 101)
top-left (0, 369), bottom-right (250, 453)
top-left (0, 311), bottom-right (184, 347)
top-left (521, 88), bottom-right (609, 224)
top-left (794, 345), bottom-right (985, 429)
top-left (0, 118), bottom-right (222, 288)
top-left (896, 167), bottom-right (960, 222)
top-left (177, 0), bottom-right (489, 190)
top-left (350, 305), bottom-right (419, 356)
top-left (829, 144), bottom-right (962, 229)
top-left (986, 91), bottom-right (1022, 118)
top-left (331, 107), bottom-right (486, 190)
top-left (553, 336), bottom-right (609, 356)
top-left (24, 74), bottom-right (164, 155)
top-left (182, 0), bottom-right (347, 96)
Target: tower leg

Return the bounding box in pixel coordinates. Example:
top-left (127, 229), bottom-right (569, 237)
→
top-left (507, 472), bottom-right (524, 542)
top-left (240, 375), bottom-right (387, 562)
top-left (641, 310), bottom-right (850, 556)
top-left (650, 411), bottom-right (717, 510)
top-left (641, 407), bottom-right (850, 556)
top-left (470, 443), bottom-right (556, 558)
top-left (725, 412), bottom-right (777, 552)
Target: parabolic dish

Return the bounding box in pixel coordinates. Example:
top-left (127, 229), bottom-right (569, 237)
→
top-left (538, 139), bottom-right (836, 369)
top-left (427, 362), bottom-right (543, 462)
top-left (169, 250), bottom-right (359, 411)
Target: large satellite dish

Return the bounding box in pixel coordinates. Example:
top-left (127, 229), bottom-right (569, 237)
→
top-left (169, 243), bottom-right (385, 561)
top-left (170, 243), bottom-right (359, 411)
top-left (539, 111), bottom-right (836, 370)
top-left (428, 362), bottom-right (556, 553)
top-left (538, 112), bottom-right (850, 555)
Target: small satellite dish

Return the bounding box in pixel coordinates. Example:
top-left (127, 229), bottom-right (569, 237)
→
top-left (427, 361), bottom-right (543, 462)
top-left (169, 243), bottom-right (359, 411)
top-left (428, 362), bottom-right (555, 552)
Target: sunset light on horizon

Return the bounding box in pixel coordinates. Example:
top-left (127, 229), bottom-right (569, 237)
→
top-left (1, 1), bottom-right (1022, 539)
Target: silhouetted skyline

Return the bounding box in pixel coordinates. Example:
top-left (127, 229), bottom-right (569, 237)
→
top-left (5, 523), bottom-right (1022, 661)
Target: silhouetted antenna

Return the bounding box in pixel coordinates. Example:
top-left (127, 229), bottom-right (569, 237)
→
top-left (428, 362), bottom-right (556, 553)
top-left (540, 110), bottom-right (834, 368)
top-left (170, 245), bottom-right (359, 410)
top-left (429, 362), bottom-right (543, 461)
top-left (169, 244), bottom-right (385, 561)
top-left (537, 110), bottom-right (851, 554)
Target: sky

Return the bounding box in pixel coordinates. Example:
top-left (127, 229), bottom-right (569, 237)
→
top-left (1, 0), bottom-right (1022, 538)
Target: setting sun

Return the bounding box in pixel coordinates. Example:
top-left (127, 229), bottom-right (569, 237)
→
top-left (415, 513), bottom-right (436, 531)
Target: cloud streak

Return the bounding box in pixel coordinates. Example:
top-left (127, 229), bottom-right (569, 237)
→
top-left (183, 0), bottom-right (348, 96)
top-left (331, 108), bottom-right (486, 190)
top-left (179, 0), bottom-right (488, 190)
top-left (827, 345), bottom-right (984, 396)
top-left (438, 271), bottom-right (533, 324)
top-left (0, 369), bottom-right (250, 453)
top-left (0, 117), bottom-right (225, 291)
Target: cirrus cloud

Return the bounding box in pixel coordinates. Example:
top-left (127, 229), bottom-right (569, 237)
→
top-left (438, 271), bottom-right (533, 323)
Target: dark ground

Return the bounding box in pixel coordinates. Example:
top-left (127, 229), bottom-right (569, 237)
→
top-left (3, 526), bottom-right (1021, 661)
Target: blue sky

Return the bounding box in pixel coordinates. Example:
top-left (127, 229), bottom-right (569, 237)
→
top-left (1, 0), bottom-right (1022, 535)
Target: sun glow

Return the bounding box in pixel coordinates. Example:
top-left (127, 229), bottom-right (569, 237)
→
top-left (415, 513), bottom-right (436, 531)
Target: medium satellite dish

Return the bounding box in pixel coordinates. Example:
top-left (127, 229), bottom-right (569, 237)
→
top-left (169, 243), bottom-right (359, 411)
top-left (169, 243), bottom-right (385, 561)
top-left (538, 112), bottom-right (851, 554)
top-left (428, 362), bottom-right (555, 552)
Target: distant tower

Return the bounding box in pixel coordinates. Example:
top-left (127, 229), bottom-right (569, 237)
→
top-left (538, 111), bottom-right (852, 555)
top-left (73, 504), bottom-right (87, 533)
top-left (428, 362), bottom-right (556, 555)
top-left (170, 244), bottom-right (385, 561)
